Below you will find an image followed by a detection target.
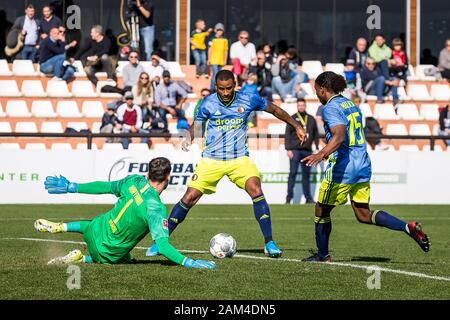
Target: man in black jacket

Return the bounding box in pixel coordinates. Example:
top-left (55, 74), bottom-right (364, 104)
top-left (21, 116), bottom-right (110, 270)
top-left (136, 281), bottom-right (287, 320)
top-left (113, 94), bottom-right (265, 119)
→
top-left (285, 98), bottom-right (319, 204)
top-left (249, 51), bottom-right (273, 100)
top-left (73, 25), bottom-right (114, 85)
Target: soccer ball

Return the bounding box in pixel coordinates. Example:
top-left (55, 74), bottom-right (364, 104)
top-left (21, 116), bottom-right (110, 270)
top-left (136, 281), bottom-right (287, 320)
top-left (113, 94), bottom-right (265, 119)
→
top-left (209, 233), bottom-right (237, 259)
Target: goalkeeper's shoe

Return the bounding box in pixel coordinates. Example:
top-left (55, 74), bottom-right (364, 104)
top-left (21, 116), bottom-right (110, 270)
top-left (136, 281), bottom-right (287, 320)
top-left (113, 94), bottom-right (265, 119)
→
top-left (264, 240), bottom-right (282, 258)
top-left (47, 249), bottom-right (84, 265)
top-left (145, 242), bottom-right (160, 257)
top-left (407, 221), bottom-right (430, 252)
top-left (302, 252), bottom-right (332, 263)
top-left (34, 219), bottom-right (65, 234)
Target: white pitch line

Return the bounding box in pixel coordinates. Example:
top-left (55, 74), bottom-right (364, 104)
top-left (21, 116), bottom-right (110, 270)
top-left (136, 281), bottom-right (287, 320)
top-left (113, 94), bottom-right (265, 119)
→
top-left (2, 237), bottom-right (450, 283)
top-left (2, 217), bottom-right (450, 221)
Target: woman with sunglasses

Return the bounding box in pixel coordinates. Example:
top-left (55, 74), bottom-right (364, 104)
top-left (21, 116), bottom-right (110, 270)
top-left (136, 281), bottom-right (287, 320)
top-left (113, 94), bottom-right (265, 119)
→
top-left (132, 71), bottom-right (153, 119)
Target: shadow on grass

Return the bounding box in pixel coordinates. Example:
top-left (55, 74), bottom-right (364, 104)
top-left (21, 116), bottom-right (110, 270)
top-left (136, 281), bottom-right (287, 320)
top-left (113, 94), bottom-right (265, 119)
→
top-left (350, 256), bottom-right (391, 263)
top-left (130, 259), bottom-right (178, 266)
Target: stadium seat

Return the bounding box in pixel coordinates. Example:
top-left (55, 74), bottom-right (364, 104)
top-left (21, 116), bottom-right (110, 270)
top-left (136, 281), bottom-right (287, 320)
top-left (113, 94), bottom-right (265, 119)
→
top-left (71, 80), bottom-right (98, 98)
top-left (267, 123), bottom-right (286, 135)
top-left (15, 121), bottom-right (38, 133)
top-left (56, 101), bottom-right (83, 118)
top-left (385, 124), bottom-right (408, 136)
top-left (409, 124), bottom-right (431, 136)
top-left (358, 103), bottom-right (373, 118)
top-left (0, 143), bottom-right (20, 150)
top-left (153, 143), bottom-right (175, 151)
top-left (432, 124), bottom-right (440, 135)
top-left (0, 102), bottom-right (5, 117)
top-left (91, 122), bottom-right (102, 133)
top-left (166, 61), bottom-right (186, 78)
top-left (430, 84), bottom-right (450, 101)
top-left (82, 101), bottom-right (105, 118)
top-left (422, 144), bottom-right (443, 152)
top-left (373, 103), bottom-right (398, 120)
top-left (6, 100), bottom-right (32, 117)
top-left (97, 80), bottom-right (122, 98)
top-left (73, 60), bottom-right (87, 77)
top-left (41, 121), bottom-right (64, 133)
top-left (76, 142), bottom-right (98, 150)
top-left (415, 65), bottom-right (437, 81)
top-left (187, 93), bottom-right (198, 99)
top-left (280, 103), bottom-right (297, 115)
top-left (374, 144), bottom-right (395, 151)
top-left (407, 64), bottom-right (418, 81)
top-left (396, 104), bottom-right (421, 120)
top-left (306, 102), bottom-right (321, 116)
top-left (46, 80), bottom-right (72, 98)
top-left (301, 61), bottom-right (323, 79)
top-left (300, 83), bottom-right (318, 99)
top-left (102, 143), bottom-right (124, 150)
top-left (399, 145), bottom-right (420, 152)
top-left (128, 143), bottom-right (150, 151)
top-left (12, 60), bottom-right (38, 76)
top-left (21, 80), bottom-right (47, 97)
top-left (0, 59), bottom-right (12, 76)
top-left (0, 80), bottom-right (22, 97)
top-left (25, 143), bottom-right (46, 150)
top-left (419, 103), bottom-right (440, 120)
top-left (184, 102), bottom-right (197, 119)
top-left (115, 61), bottom-right (128, 75)
top-left (392, 86), bottom-right (411, 101)
top-left (51, 143), bottom-right (73, 150)
top-left (31, 101), bottom-right (58, 118)
top-left (67, 121), bottom-right (88, 131)
top-left (0, 122), bottom-right (12, 133)
top-left (325, 63), bottom-right (345, 75)
top-left (406, 84), bottom-right (433, 101)
top-left (168, 122), bottom-right (179, 134)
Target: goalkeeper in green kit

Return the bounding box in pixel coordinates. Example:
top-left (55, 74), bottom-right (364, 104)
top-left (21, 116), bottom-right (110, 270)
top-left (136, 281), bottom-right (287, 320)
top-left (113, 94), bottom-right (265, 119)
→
top-left (34, 157), bottom-right (216, 269)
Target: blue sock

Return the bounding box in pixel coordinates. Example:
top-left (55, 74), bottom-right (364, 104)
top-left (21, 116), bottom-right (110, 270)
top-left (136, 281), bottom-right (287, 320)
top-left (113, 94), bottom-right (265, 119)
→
top-left (370, 210), bottom-right (406, 232)
top-left (168, 200), bottom-right (191, 235)
top-left (252, 195), bottom-right (273, 244)
top-left (84, 255), bottom-right (93, 264)
top-left (315, 216), bottom-right (332, 259)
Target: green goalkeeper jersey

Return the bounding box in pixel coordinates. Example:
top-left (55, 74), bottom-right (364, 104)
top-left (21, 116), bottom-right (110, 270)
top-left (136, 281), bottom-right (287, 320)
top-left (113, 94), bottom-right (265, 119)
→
top-left (77, 175), bottom-right (185, 264)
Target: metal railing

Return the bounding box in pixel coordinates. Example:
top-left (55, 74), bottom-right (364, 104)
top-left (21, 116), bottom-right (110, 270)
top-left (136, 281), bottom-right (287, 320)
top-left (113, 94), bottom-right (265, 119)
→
top-left (0, 132), bottom-right (448, 150)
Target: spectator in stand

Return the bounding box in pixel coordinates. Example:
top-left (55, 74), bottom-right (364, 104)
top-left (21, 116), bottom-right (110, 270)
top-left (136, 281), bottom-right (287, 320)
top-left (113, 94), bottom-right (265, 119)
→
top-left (146, 53), bottom-right (169, 80)
top-left (132, 71), bottom-right (153, 120)
top-left (154, 70), bottom-right (188, 124)
top-left (389, 38), bottom-right (408, 82)
top-left (438, 39), bottom-right (450, 81)
top-left (348, 37), bottom-right (368, 72)
top-left (207, 23), bottom-right (228, 91)
top-left (134, 0), bottom-right (155, 61)
top-left (360, 57), bottom-right (399, 104)
top-left (262, 43), bottom-right (277, 64)
top-left (240, 74), bottom-right (259, 127)
top-left (39, 27), bottom-right (77, 81)
top-left (368, 34), bottom-right (392, 79)
top-left (40, 5), bottom-right (62, 39)
top-left (13, 4), bottom-right (40, 62)
top-left (342, 59), bottom-right (361, 99)
top-left (122, 50), bottom-right (145, 92)
top-left (230, 30), bottom-right (256, 83)
top-left (192, 88), bottom-right (211, 119)
top-left (100, 102), bottom-right (122, 143)
top-left (285, 98), bottom-right (319, 204)
top-left (421, 48), bottom-right (438, 66)
top-left (190, 19), bottom-right (213, 79)
top-left (116, 91), bottom-right (148, 149)
top-left (249, 50), bottom-right (273, 100)
top-left (271, 54), bottom-right (308, 102)
top-left (285, 47), bottom-right (302, 66)
top-left (73, 25), bottom-right (114, 85)
top-left (439, 104), bottom-right (450, 146)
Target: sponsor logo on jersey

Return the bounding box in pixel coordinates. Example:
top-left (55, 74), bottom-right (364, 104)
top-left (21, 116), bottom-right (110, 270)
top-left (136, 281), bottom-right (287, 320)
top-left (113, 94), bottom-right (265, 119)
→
top-left (191, 174), bottom-right (198, 181)
top-left (214, 110), bottom-right (222, 116)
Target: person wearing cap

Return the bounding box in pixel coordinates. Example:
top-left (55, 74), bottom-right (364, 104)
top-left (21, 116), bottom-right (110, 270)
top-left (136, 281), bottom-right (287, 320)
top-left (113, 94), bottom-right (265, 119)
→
top-left (154, 70), bottom-right (188, 123)
top-left (116, 91), bottom-right (148, 149)
top-left (207, 23), bottom-right (228, 91)
top-left (100, 102), bottom-right (122, 143)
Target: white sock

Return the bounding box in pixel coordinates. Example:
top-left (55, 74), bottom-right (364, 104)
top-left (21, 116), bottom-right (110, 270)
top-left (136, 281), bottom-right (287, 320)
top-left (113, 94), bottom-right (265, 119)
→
top-left (63, 223), bottom-right (68, 232)
top-left (405, 224), bottom-right (410, 234)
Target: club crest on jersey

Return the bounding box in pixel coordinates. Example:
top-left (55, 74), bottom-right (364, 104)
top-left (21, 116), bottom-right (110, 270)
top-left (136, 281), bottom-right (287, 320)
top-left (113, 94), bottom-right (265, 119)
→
top-left (237, 106), bottom-right (245, 114)
top-left (162, 219), bottom-right (168, 230)
top-left (191, 174), bottom-right (198, 181)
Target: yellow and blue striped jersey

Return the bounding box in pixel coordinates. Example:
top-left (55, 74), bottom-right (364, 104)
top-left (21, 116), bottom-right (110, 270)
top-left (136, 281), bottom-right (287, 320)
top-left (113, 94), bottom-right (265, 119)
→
top-left (322, 95), bottom-right (372, 184)
top-left (195, 91), bottom-right (267, 160)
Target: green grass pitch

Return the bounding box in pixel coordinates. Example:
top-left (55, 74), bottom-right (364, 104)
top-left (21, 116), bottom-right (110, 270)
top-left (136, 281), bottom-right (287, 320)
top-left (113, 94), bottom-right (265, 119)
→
top-left (0, 204), bottom-right (449, 300)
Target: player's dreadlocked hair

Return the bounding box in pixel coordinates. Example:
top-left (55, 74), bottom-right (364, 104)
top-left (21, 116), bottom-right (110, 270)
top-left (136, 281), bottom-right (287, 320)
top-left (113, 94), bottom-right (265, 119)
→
top-left (148, 157), bottom-right (172, 182)
top-left (315, 71), bottom-right (347, 94)
top-left (215, 69), bottom-right (236, 84)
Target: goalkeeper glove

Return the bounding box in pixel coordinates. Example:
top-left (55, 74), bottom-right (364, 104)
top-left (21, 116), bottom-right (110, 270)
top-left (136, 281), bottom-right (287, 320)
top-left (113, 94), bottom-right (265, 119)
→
top-left (44, 175), bottom-right (78, 194)
top-left (183, 258), bottom-right (216, 269)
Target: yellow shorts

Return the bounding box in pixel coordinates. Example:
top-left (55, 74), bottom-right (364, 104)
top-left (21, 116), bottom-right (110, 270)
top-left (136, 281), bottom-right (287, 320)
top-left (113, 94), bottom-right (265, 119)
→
top-left (187, 156), bottom-right (260, 194)
top-left (318, 180), bottom-right (370, 206)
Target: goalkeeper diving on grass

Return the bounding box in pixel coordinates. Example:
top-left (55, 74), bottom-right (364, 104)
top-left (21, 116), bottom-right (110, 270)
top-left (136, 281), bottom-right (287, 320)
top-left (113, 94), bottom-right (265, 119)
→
top-left (34, 157), bottom-right (216, 269)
